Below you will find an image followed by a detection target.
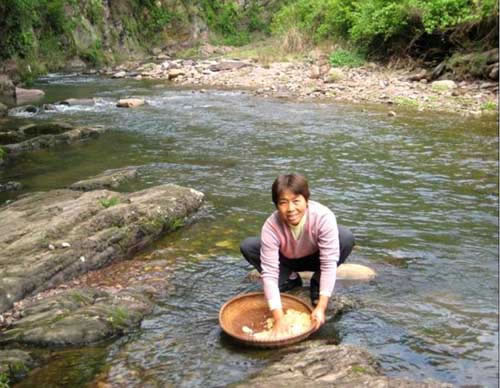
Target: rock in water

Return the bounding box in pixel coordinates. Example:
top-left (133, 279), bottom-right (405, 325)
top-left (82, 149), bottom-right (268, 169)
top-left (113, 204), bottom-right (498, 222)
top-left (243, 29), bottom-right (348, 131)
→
top-left (116, 98), bottom-right (145, 108)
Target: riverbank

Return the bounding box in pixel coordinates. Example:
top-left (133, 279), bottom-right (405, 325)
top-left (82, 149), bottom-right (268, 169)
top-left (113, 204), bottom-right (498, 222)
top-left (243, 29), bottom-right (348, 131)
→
top-left (99, 44), bottom-right (499, 118)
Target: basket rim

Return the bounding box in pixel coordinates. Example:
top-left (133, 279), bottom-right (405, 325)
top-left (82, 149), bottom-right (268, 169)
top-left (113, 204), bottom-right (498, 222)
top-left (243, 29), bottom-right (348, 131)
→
top-left (219, 291), bottom-right (318, 347)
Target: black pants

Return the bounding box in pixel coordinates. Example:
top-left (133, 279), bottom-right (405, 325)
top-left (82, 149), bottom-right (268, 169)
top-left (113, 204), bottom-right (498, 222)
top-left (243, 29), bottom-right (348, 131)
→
top-left (240, 225), bottom-right (355, 287)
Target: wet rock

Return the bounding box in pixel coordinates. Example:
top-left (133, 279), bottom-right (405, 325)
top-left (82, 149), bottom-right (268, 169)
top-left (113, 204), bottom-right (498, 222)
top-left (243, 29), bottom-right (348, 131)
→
top-left (20, 122), bottom-right (73, 137)
top-left (0, 349), bottom-right (35, 382)
top-left (3, 126), bottom-right (106, 156)
top-left (57, 98), bottom-right (95, 106)
top-left (0, 181), bottom-right (22, 192)
top-left (117, 98), bottom-right (145, 108)
top-left (0, 183), bottom-right (204, 313)
top-left (0, 287), bottom-right (153, 347)
top-left (232, 341), bottom-right (452, 387)
top-left (15, 87), bottom-right (45, 105)
top-left (70, 167), bottom-right (139, 191)
top-left (8, 105), bottom-right (39, 117)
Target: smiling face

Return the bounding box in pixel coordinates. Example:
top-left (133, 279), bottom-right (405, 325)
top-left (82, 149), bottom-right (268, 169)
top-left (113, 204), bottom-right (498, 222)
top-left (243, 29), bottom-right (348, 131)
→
top-left (277, 190), bottom-right (308, 226)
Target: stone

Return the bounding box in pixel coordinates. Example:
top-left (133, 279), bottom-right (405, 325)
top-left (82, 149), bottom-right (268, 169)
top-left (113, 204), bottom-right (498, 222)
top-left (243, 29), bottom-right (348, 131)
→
top-left (337, 263), bottom-right (376, 280)
top-left (57, 98), bottom-right (95, 106)
top-left (0, 183), bottom-right (204, 313)
top-left (116, 98), bottom-right (145, 108)
top-left (232, 341), bottom-right (452, 387)
top-left (325, 68), bottom-right (344, 83)
top-left (488, 63), bottom-right (498, 80)
top-left (310, 65), bottom-right (321, 79)
top-left (208, 62), bottom-right (251, 72)
top-left (168, 69), bottom-right (186, 79)
top-left (112, 71), bottom-right (127, 78)
top-left (70, 167), bottom-right (139, 191)
top-left (0, 288), bottom-right (154, 347)
top-left (14, 88), bottom-right (45, 105)
top-left (0, 74), bottom-right (15, 97)
top-left (431, 80), bottom-right (457, 91)
top-left (3, 126), bottom-right (106, 157)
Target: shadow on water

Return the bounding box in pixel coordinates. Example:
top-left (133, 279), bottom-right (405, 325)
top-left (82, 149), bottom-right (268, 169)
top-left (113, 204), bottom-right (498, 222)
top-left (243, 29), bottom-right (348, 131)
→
top-left (3, 74), bottom-right (499, 387)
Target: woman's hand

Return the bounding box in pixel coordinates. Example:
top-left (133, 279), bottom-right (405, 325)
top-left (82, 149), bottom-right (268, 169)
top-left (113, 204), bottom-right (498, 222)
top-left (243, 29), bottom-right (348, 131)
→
top-left (269, 308), bottom-right (291, 339)
top-left (311, 295), bottom-right (329, 330)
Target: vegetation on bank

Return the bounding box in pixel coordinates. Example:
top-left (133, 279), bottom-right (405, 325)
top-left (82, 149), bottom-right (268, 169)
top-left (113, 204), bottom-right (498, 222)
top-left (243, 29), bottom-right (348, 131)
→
top-left (0, 0), bottom-right (497, 83)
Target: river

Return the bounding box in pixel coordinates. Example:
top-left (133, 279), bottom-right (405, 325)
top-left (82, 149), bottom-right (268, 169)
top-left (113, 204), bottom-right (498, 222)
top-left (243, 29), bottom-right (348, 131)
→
top-left (2, 74), bottom-right (498, 387)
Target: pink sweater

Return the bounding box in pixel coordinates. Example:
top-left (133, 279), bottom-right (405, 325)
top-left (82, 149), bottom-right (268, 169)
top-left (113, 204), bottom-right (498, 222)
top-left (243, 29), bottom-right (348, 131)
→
top-left (260, 200), bottom-right (340, 309)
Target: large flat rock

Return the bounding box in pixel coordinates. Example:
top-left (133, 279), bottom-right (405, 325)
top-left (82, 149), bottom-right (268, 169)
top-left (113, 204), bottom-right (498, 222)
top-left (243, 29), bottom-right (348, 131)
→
top-left (0, 183), bottom-right (204, 313)
top-left (231, 341), bottom-right (452, 388)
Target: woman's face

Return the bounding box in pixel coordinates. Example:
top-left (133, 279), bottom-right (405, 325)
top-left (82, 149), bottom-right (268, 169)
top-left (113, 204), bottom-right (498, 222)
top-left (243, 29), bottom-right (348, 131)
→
top-left (277, 190), bottom-right (308, 226)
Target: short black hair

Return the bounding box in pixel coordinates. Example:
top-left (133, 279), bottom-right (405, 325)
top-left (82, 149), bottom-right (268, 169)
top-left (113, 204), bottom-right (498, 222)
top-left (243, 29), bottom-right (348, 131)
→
top-left (271, 174), bottom-right (310, 206)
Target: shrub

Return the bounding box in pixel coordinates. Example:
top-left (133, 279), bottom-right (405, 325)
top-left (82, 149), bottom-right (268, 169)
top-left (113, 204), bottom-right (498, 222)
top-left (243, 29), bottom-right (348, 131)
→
top-left (329, 49), bottom-right (365, 67)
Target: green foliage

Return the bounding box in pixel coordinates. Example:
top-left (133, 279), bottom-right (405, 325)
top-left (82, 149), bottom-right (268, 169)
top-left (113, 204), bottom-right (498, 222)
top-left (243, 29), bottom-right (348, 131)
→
top-left (99, 196), bottom-right (121, 208)
top-left (0, 147), bottom-right (6, 161)
top-left (481, 101), bottom-right (498, 111)
top-left (81, 40), bottom-right (105, 67)
top-left (329, 49), bottom-right (365, 67)
top-left (271, 0), bottom-right (498, 52)
top-left (200, 0), bottom-right (268, 46)
top-left (0, 372), bottom-right (9, 388)
top-left (107, 307), bottom-right (130, 329)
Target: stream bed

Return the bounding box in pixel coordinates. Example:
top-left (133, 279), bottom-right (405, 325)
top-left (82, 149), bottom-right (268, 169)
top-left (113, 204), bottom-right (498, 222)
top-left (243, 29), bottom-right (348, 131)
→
top-left (2, 74), bottom-right (498, 387)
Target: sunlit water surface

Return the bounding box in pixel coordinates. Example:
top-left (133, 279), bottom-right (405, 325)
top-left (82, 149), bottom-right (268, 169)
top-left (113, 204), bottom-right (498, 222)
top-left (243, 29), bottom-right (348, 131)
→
top-left (2, 75), bottom-right (498, 387)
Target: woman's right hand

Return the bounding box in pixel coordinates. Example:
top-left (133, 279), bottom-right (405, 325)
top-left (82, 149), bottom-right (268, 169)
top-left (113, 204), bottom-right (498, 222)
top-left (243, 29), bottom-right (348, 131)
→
top-left (269, 308), bottom-right (291, 339)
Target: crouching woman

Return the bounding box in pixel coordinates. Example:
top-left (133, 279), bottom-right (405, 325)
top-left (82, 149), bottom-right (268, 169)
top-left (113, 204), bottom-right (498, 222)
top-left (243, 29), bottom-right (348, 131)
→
top-left (240, 173), bottom-right (355, 338)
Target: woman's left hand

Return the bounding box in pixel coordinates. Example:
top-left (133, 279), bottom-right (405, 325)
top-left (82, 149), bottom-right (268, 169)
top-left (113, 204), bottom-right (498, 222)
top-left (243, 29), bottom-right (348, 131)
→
top-left (311, 305), bottom-right (326, 330)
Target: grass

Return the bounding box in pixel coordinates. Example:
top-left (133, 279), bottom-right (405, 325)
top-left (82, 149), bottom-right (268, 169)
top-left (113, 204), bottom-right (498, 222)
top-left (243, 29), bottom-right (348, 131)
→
top-left (329, 49), bottom-right (365, 68)
top-left (394, 97), bottom-right (419, 107)
top-left (99, 197), bottom-right (121, 208)
top-left (351, 365), bottom-right (369, 374)
top-left (223, 37), bottom-right (308, 65)
top-left (107, 307), bottom-right (130, 329)
top-left (481, 100), bottom-right (498, 111)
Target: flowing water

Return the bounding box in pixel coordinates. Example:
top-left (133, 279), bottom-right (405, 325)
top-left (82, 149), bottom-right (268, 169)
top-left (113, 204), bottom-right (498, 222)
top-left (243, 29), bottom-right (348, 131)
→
top-left (2, 75), bottom-right (498, 387)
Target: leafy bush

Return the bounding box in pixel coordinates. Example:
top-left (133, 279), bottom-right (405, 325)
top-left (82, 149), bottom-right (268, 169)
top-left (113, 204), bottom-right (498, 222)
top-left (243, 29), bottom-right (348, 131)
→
top-left (271, 0), bottom-right (498, 53)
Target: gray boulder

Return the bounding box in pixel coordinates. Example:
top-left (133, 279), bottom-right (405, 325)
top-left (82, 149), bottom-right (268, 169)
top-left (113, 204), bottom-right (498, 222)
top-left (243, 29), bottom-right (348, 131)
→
top-left (0, 183), bottom-right (204, 313)
top-left (0, 287), bottom-right (153, 347)
top-left (232, 341), bottom-right (452, 388)
top-left (15, 87), bottom-right (45, 105)
top-left (69, 167), bottom-right (139, 191)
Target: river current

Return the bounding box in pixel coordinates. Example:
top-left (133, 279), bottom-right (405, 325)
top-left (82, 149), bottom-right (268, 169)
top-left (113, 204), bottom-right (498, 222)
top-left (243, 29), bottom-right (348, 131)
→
top-left (2, 75), bottom-right (498, 387)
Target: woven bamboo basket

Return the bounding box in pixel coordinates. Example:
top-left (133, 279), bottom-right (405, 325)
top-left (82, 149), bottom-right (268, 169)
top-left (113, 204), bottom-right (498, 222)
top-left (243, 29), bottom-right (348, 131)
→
top-left (219, 292), bottom-right (317, 348)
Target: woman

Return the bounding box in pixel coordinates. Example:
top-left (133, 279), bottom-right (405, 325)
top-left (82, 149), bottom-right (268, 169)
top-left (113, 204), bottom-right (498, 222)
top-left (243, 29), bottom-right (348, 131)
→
top-left (240, 174), bottom-right (355, 338)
